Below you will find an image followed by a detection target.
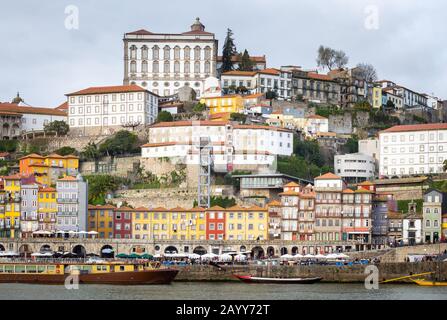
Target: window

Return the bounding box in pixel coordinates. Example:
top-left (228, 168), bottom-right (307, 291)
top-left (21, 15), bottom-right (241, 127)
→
top-left (164, 61), bottom-right (170, 73)
top-left (184, 61), bottom-right (190, 74)
top-left (130, 61), bottom-right (136, 73)
top-left (194, 46), bottom-right (201, 60)
top-left (163, 46), bottom-right (170, 60)
top-left (152, 46), bottom-right (159, 60)
top-left (153, 61), bottom-right (159, 73)
top-left (194, 61), bottom-right (200, 74)
top-left (142, 61), bottom-right (148, 73)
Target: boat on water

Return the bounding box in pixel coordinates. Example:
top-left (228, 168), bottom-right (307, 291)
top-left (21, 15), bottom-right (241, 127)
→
top-left (0, 260), bottom-right (178, 285)
top-left (411, 279), bottom-right (447, 286)
top-left (233, 274), bottom-right (322, 284)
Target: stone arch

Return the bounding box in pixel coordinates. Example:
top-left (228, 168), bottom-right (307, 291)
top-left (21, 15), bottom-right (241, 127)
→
top-left (251, 246), bottom-right (264, 259)
top-left (291, 246), bottom-right (299, 255)
top-left (100, 245), bottom-right (114, 258)
top-left (0, 244), bottom-right (5, 252)
top-left (280, 247), bottom-right (288, 255)
top-left (164, 246), bottom-right (178, 254)
top-left (193, 246), bottom-right (207, 255)
top-left (72, 244), bottom-right (86, 257)
top-left (19, 244), bottom-right (32, 257)
top-left (266, 246), bottom-right (275, 257)
top-left (40, 244), bottom-right (52, 253)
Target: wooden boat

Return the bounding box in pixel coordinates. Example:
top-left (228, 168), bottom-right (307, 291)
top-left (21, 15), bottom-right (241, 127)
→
top-left (234, 274), bottom-right (322, 284)
top-left (411, 279), bottom-right (447, 286)
top-left (0, 260), bottom-right (178, 285)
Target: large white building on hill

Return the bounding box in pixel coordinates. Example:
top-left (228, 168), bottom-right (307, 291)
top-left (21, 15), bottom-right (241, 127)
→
top-left (66, 85), bottom-right (158, 136)
top-left (379, 123), bottom-right (447, 177)
top-left (141, 120), bottom-right (293, 173)
top-left (123, 18), bottom-right (218, 98)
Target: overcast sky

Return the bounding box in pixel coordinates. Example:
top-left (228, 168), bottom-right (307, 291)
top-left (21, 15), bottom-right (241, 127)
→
top-left (0, 0), bottom-right (446, 107)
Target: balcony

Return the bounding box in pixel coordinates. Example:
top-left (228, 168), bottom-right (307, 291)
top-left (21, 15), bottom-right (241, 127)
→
top-left (57, 198), bottom-right (78, 203)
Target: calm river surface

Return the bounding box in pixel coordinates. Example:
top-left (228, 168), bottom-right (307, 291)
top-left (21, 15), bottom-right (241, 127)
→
top-left (0, 282), bottom-right (446, 300)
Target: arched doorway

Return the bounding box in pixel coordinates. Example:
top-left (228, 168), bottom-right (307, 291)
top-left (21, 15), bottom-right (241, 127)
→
top-left (100, 245), bottom-right (114, 258)
top-left (2, 123), bottom-right (9, 138)
top-left (19, 244), bottom-right (32, 257)
top-left (291, 246), bottom-right (299, 255)
top-left (164, 246), bottom-right (178, 254)
top-left (0, 244), bottom-right (5, 252)
top-left (280, 247), bottom-right (288, 255)
top-left (267, 246), bottom-right (275, 257)
top-left (239, 245), bottom-right (247, 253)
top-left (251, 246), bottom-right (265, 260)
top-left (193, 246), bottom-right (207, 255)
top-left (40, 245), bottom-right (52, 253)
top-left (72, 245), bottom-right (86, 257)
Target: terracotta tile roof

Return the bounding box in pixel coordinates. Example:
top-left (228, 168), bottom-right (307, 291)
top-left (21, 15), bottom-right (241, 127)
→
top-left (19, 153), bottom-right (45, 160)
top-left (0, 103), bottom-right (66, 117)
top-left (141, 142), bottom-right (178, 148)
top-left (58, 176), bottom-right (77, 181)
top-left (38, 187), bottom-right (56, 192)
top-left (343, 189), bottom-right (355, 194)
top-left (284, 182), bottom-right (300, 187)
top-left (189, 207), bottom-right (206, 212)
top-left (267, 200), bottom-right (281, 206)
top-left (258, 68), bottom-right (281, 76)
top-left (2, 174), bottom-right (22, 180)
top-left (117, 206), bottom-right (134, 211)
top-left (379, 123), bottom-right (447, 134)
top-left (217, 55), bottom-right (266, 63)
top-left (126, 29), bottom-right (154, 35)
top-left (388, 211), bottom-right (404, 219)
top-left (307, 73), bottom-right (333, 81)
top-left (278, 190), bottom-right (301, 196)
top-left (55, 101), bottom-right (68, 111)
top-left (0, 152), bottom-right (10, 157)
top-left (47, 153), bottom-right (65, 159)
top-left (300, 192), bottom-right (316, 198)
top-left (64, 155), bottom-right (79, 159)
top-left (0, 110), bottom-right (22, 116)
top-left (314, 172), bottom-right (342, 180)
top-left (355, 188), bottom-right (374, 194)
top-left (88, 204), bottom-right (116, 210)
top-left (66, 85), bottom-right (147, 96)
top-left (307, 115), bottom-right (327, 120)
top-left (358, 181), bottom-right (374, 186)
top-left (181, 30), bottom-right (214, 35)
top-left (209, 112), bottom-right (231, 120)
top-left (170, 206), bottom-right (187, 212)
top-left (135, 206), bottom-right (149, 211)
top-left (221, 70), bottom-right (257, 77)
top-left (207, 205), bottom-right (225, 211)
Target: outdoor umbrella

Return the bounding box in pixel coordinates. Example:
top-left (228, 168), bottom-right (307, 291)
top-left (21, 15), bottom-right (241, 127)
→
top-left (280, 254), bottom-right (294, 260)
top-left (315, 254), bottom-right (327, 259)
top-left (234, 254), bottom-right (247, 261)
top-left (218, 253), bottom-right (233, 262)
top-left (201, 253), bottom-right (218, 260)
top-left (188, 253), bottom-right (201, 260)
top-left (338, 253), bottom-right (350, 259)
top-left (140, 254), bottom-right (153, 259)
top-left (304, 254), bottom-right (315, 259)
top-left (128, 253), bottom-right (141, 259)
top-left (116, 253), bottom-right (128, 259)
top-left (101, 248), bottom-right (114, 254)
top-left (293, 254), bottom-right (304, 259)
top-left (326, 253), bottom-right (338, 259)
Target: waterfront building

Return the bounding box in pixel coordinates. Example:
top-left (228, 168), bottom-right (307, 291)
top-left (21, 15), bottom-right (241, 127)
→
top-left (88, 204), bottom-right (115, 239)
top-left (56, 175), bottom-right (88, 233)
top-left (387, 211), bottom-right (404, 246)
top-left (377, 80), bottom-right (428, 109)
top-left (206, 206), bottom-right (226, 240)
top-left (37, 187), bottom-right (57, 232)
top-left (267, 200), bottom-right (281, 240)
top-left (123, 18), bottom-right (218, 98)
top-left (19, 153), bottom-right (79, 186)
top-left (372, 176), bottom-right (429, 201)
top-left (402, 213), bottom-right (423, 246)
top-left (66, 85), bottom-right (159, 136)
top-left (422, 189), bottom-right (446, 243)
top-left (20, 182), bottom-right (39, 238)
top-left (334, 153), bottom-right (376, 183)
top-left (224, 205), bottom-right (268, 241)
top-left (3, 174), bottom-right (22, 238)
top-left (113, 206), bottom-right (133, 239)
top-left (371, 189), bottom-right (396, 246)
top-left (141, 120), bottom-right (293, 173)
top-left (378, 123), bottom-right (447, 177)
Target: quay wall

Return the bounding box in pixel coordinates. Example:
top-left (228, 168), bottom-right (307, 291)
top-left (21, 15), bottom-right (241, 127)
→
top-left (174, 262), bottom-right (447, 283)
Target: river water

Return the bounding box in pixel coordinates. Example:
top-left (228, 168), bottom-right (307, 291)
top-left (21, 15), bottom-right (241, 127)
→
top-left (1, 282), bottom-right (446, 300)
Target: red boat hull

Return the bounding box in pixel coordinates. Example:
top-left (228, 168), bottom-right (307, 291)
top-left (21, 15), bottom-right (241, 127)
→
top-left (0, 269), bottom-right (179, 285)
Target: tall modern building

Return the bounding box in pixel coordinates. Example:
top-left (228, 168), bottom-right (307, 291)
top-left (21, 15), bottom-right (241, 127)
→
top-left (123, 18), bottom-right (218, 98)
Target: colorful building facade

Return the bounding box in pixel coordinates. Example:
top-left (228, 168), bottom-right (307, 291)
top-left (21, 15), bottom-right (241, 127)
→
top-left (88, 204), bottom-right (115, 239)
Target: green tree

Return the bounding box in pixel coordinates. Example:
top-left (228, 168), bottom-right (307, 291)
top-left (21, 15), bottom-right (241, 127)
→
top-left (81, 142), bottom-right (101, 161)
top-left (293, 139), bottom-right (325, 167)
top-left (221, 28), bottom-right (237, 72)
top-left (156, 110), bottom-right (173, 122)
top-left (265, 90), bottom-right (277, 101)
top-left (54, 146), bottom-right (77, 156)
top-left (354, 101), bottom-right (372, 111)
top-left (192, 103), bottom-right (206, 112)
top-left (238, 49), bottom-right (254, 71)
top-left (99, 130), bottom-right (138, 156)
top-left (343, 136), bottom-right (359, 153)
top-left (0, 140), bottom-right (19, 152)
top-left (230, 113), bottom-right (247, 123)
top-left (44, 120), bottom-right (69, 136)
top-left (84, 174), bottom-right (128, 205)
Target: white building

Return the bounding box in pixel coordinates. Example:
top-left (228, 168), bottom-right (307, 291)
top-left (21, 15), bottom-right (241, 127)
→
top-left (379, 123), bottom-right (447, 177)
top-left (66, 85), bottom-right (159, 136)
top-left (402, 215), bottom-right (423, 245)
top-left (0, 103), bottom-right (67, 134)
top-left (358, 138), bottom-right (379, 162)
top-left (221, 68), bottom-right (292, 101)
top-left (377, 80), bottom-right (428, 109)
top-left (334, 153), bottom-right (376, 183)
top-left (123, 18), bottom-right (218, 98)
top-left (141, 120), bottom-right (293, 173)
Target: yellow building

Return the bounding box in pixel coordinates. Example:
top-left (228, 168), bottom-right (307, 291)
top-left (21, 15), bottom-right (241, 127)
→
top-left (442, 214), bottom-right (447, 241)
top-left (135, 207), bottom-right (207, 241)
top-left (88, 204), bottom-right (115, 239)
top-left (3, 174), bottom-right (21, 238)
top-left (373, 86), bottom-right (383, 109)
top-left (200, 95), bottom-right (244, 115)
top-left (0, 189), bottom-right (6, 238)
top-left (37, 187), bottom-right (57, 232)
top-left (225, 205), bottom-right (268, 241)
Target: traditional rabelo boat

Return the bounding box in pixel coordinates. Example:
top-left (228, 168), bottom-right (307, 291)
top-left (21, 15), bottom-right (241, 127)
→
top-left (0, 260), bottom-right (178, 285)
top-left (233, 274), bottom-right (322, 284)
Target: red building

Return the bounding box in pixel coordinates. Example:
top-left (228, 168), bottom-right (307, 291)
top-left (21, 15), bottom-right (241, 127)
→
top-left (206, 206), bottom-right (226, 240)
top-left (113, 206), bottom-right (133, 239)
